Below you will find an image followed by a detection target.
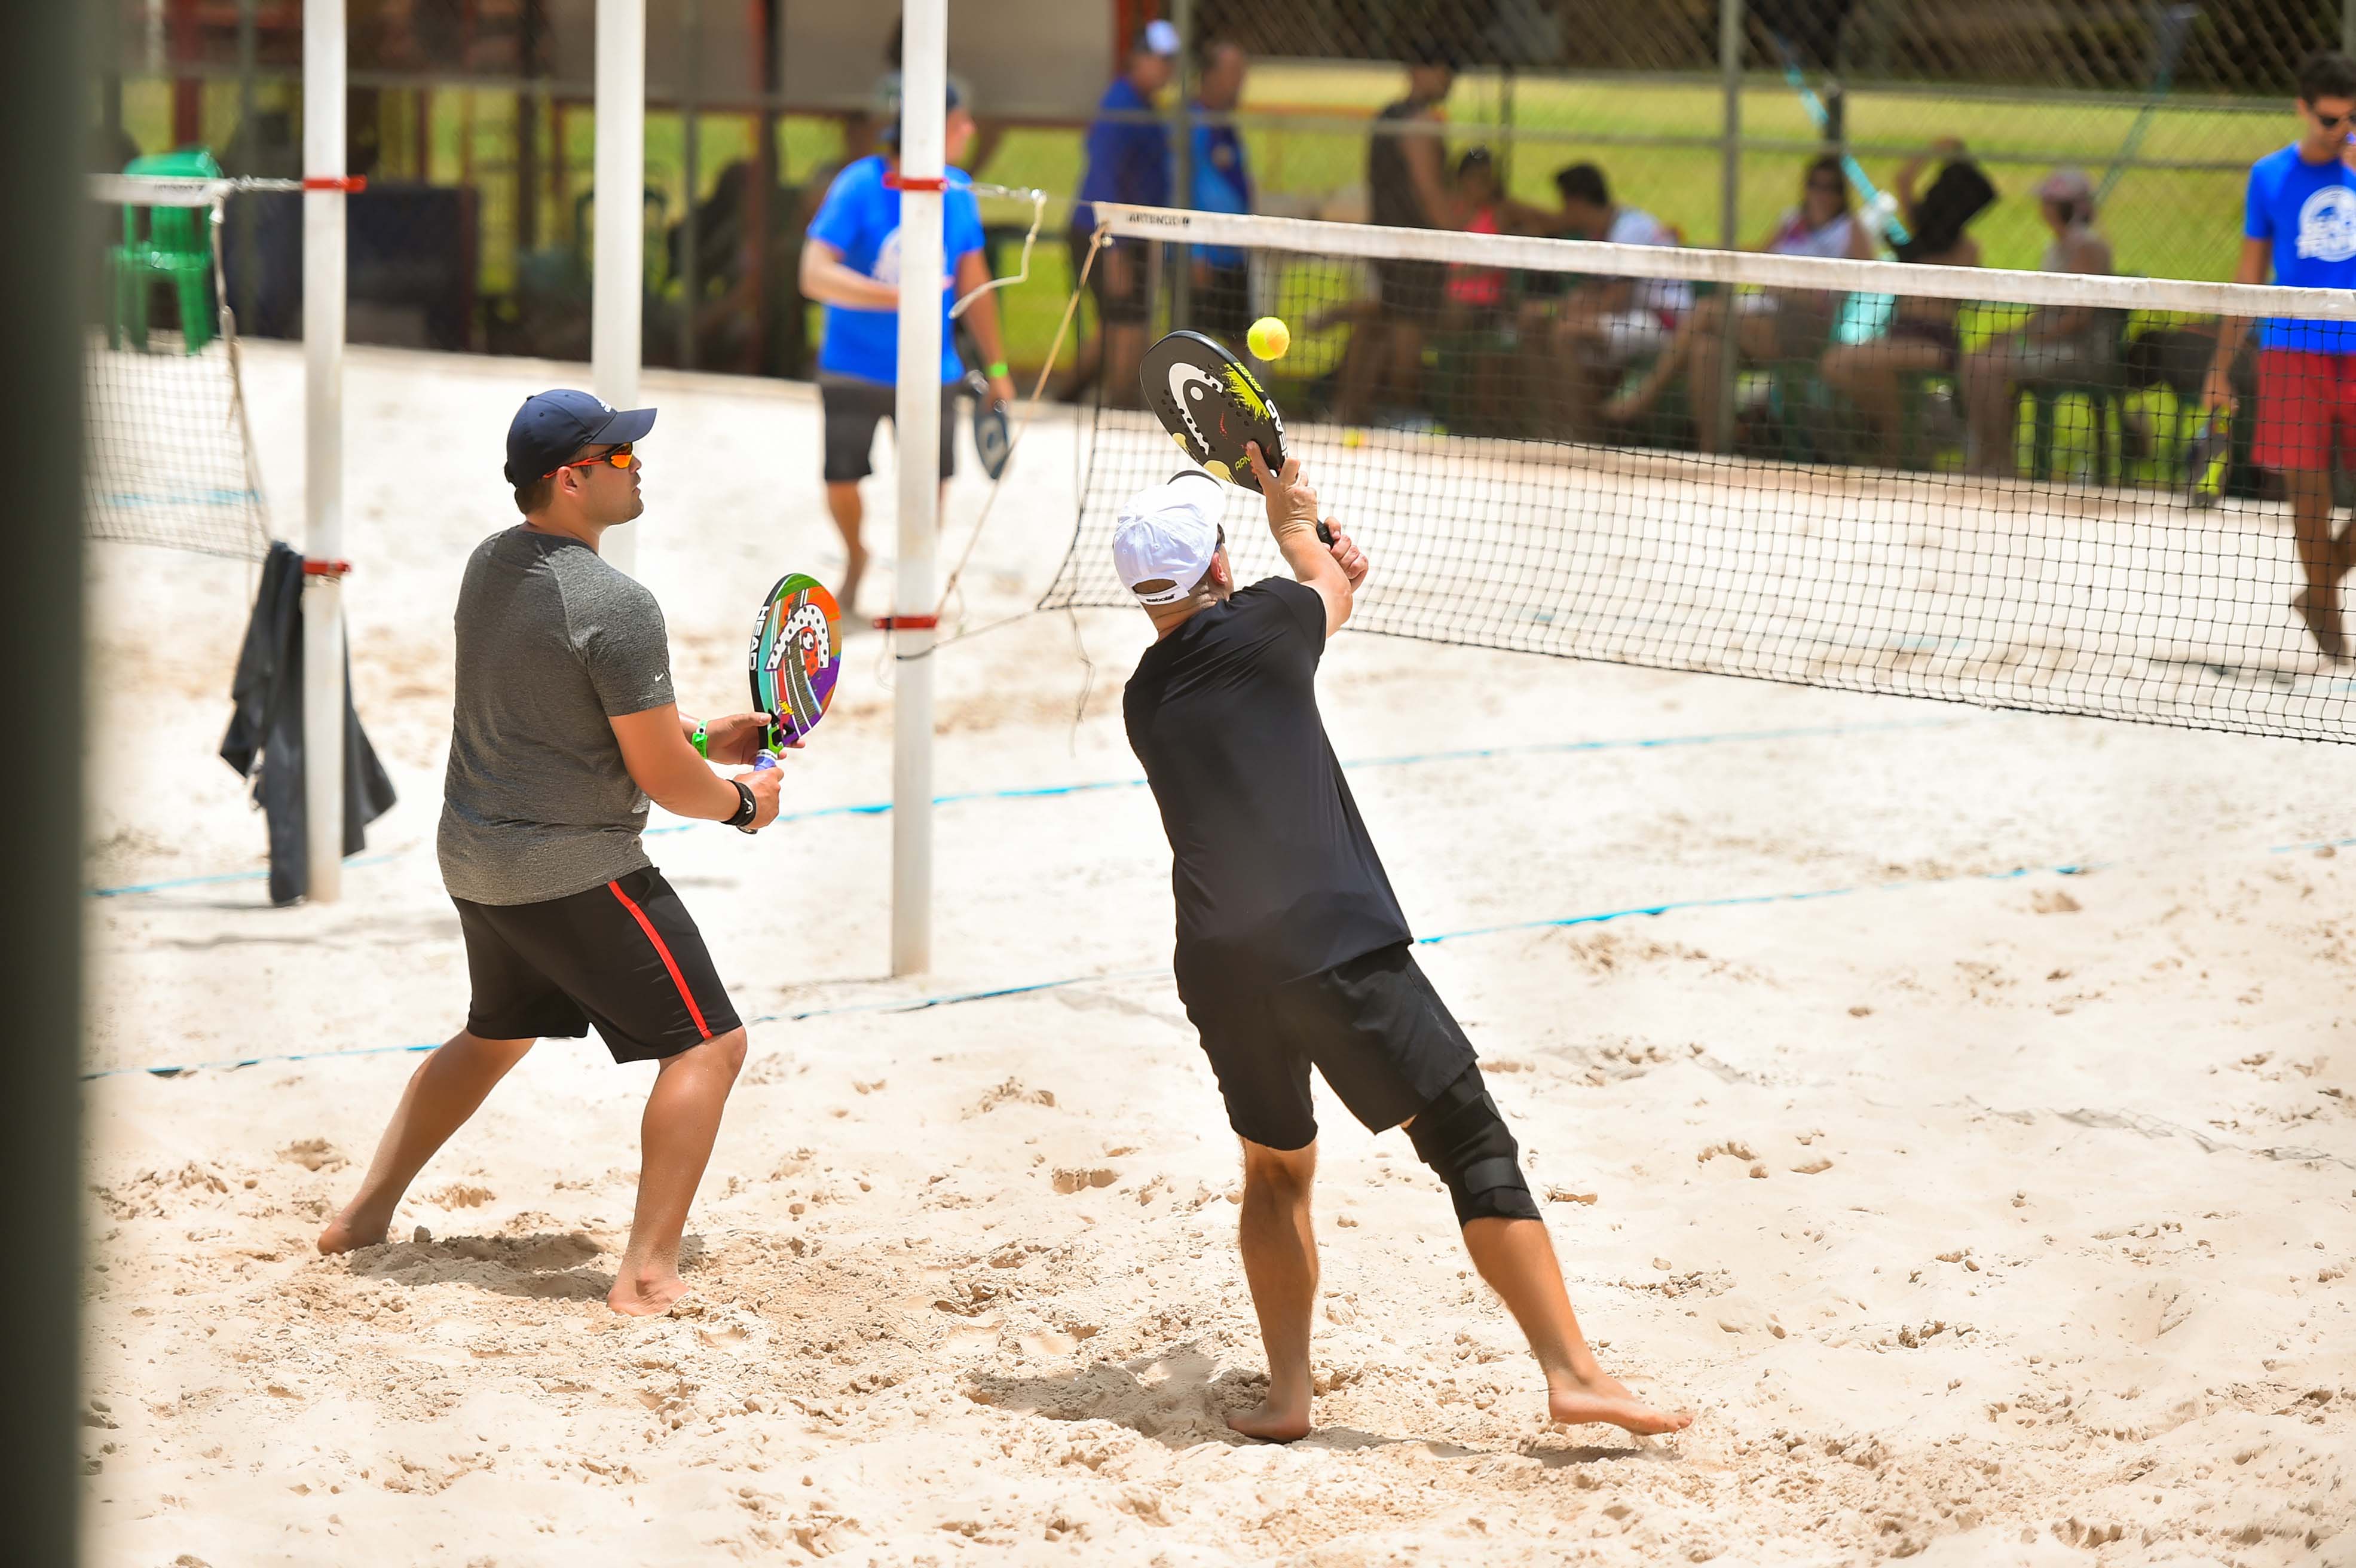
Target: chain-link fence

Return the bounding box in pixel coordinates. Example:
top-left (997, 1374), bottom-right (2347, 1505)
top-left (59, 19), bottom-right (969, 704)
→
top-left (90, 1), bottom-right (2356, 383)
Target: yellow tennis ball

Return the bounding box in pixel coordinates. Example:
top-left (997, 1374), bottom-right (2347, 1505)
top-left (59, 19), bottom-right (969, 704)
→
top-left (1247, 316), bottom-right (1291, 360)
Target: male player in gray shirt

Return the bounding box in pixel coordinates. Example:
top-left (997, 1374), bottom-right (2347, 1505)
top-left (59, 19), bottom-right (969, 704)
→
top-left (319, 390), bottom-right (783, 1316)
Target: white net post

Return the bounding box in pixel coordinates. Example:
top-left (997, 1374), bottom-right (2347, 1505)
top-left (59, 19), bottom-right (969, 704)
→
top-left (301, 0), bottom-right (347, 904)
top-left (891, 0), bottom-right (947, 976)
top-left (593, 0), bottom-right (645, 579)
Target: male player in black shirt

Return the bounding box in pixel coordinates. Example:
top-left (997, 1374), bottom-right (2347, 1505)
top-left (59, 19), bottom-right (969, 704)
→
top-left (1120, 445), bottom-right (1690, 1443)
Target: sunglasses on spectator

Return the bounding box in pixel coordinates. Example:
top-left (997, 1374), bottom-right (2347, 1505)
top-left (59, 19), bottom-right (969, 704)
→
top-left (544, 443), bottom-right (636, 477)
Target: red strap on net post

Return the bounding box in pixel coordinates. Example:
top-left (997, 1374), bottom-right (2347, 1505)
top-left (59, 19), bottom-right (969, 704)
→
top-left (881, 172), bottom-right (947, 192)
top-left (872, 614), bottom-right (939, 631)
top-left (301, 176), bottom-right (368, 193)
top-left (302, 559), bottom-right (352, 579)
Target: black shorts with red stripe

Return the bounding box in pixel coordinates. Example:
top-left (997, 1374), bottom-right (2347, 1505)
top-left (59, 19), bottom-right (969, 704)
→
top-left (451, 866), bottom-right (741, 1063)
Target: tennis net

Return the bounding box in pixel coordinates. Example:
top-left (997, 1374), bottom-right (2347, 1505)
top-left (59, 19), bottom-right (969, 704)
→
top-left (84, 174), bottom-right (273, 561)
top-left (1042, 206), bottom-right (2356, 743)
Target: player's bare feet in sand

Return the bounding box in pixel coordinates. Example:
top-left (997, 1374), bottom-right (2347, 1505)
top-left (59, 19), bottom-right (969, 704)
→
top-left (2294, 588), bottom-right (2347, 662)
top-left (1226, 1389), bottom-right (1312, 1443)
top-left (314, 1203), bottom-right (393, 1255)
top-left (608, 1269), bottom-right (693, 1317)
top-left (1547, 1365), bottom-right (1693, 1437)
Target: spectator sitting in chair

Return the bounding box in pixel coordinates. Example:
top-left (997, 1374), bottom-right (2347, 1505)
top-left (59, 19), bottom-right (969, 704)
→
top-left (1959, 167), bottom-right (2118, 478)
top-left (1604, 154), bottom-right (1877, 448)
top-left (1534, 163), bottom-right (1691, 442)
top-left (1818, 138), bottom-right (1991, 468)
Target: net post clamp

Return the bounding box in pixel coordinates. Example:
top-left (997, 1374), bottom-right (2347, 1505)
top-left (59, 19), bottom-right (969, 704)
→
top-left (872, 613), bottom-right (940, 630)
top-left (302, 558), bottom-right (353, 578)
top-left (882, 172), bottom-right (948, 192)
top-left (302, 176), bottom-right (369, 193)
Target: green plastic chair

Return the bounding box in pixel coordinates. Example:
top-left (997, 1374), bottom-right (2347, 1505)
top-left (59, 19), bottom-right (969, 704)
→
top-left (109, 149), bottom-right (224, 353)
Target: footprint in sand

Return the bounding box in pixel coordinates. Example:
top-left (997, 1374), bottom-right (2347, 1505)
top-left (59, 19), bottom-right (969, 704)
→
top-left (1052, 1167), bottom-right (1118, 1195)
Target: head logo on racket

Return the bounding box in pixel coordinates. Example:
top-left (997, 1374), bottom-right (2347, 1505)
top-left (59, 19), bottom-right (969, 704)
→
top-left (1142, 330), bottom-right (1286, 492)
top-left (746, 573), bottom-right (841, 754)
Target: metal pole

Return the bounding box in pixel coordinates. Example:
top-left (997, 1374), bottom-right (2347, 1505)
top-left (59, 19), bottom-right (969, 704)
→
top-left (302, 0), bottom-right (347, 904)
top-left (593, 0), bottom-right (645, 577)
top-left (4, 0), bottom-right (90, 1557)
top-left (678, 0), bottom-right (700, 372)
top-left (1715, 0), bottom-right (1743, 455)
top-left (234, 0), bottom-right (258, 328)
top-left (1169, 0), bottom-right (1196, 333)
top-left (2345, 0), bottom-right (2355, 60)
top-left (891, 0), bottom-right (946, 976)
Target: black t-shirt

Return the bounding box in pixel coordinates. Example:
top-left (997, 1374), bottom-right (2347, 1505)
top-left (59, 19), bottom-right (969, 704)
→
top-left (1124, 577), bottom-right (1412, 997)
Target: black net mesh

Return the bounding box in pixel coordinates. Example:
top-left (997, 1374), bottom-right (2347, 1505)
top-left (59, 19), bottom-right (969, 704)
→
top-left (83, 187), bottom-right (273, 562)
top-left (1042, 209), bottom-right (2356, 742)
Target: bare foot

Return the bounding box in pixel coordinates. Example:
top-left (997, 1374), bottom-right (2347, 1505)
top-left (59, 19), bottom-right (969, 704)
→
top-left (2294, 588), bottom-right (2347, 662)
top-left (316, 1205), bottom-right (390, 1255)
top-left (608, 1270), bottom-right (692, 1318)
top-left (1547, 1367), bottom-right (1693, 1438)
top-left (1226, 1395), bottom-right (1311, 1443)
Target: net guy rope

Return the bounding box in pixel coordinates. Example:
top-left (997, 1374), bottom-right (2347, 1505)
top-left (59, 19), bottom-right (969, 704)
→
top-left (1043, 206), bottom-right (2356, 744)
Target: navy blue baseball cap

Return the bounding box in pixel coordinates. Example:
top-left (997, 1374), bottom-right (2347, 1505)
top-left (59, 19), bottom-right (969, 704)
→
top-left (503, 389), bottom-right (657, 486)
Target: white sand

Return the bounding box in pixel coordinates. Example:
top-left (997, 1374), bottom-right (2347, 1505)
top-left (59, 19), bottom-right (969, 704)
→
top-left (82, 342), bottom-right (2353, 1566)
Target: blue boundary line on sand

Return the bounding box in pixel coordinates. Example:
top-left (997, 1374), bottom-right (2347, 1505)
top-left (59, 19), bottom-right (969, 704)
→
top-left (84, 715), bottom-right (1978, 900)
top-left (90, 823), bottom-right (2356, 1084)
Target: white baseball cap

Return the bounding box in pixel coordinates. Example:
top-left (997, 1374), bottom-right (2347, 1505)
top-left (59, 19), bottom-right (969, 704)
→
top-left (1112, 468), bottom-right (1225, 605)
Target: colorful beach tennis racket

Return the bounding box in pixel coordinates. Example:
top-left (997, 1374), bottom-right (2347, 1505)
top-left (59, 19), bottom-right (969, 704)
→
top-left (1141, 330), bottom-right (1289, 495)
top-left (745, 573), bottom-right (841, 766)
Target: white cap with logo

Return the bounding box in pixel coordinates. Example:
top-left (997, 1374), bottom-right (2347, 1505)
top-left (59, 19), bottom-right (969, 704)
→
top-left (1112, 468), bottom-right (1225, 605)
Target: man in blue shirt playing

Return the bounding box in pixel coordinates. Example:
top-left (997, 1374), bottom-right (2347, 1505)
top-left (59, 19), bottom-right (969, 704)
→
top-left (1189, 39), bottom-right (1255, 351)
top-left (800, 84), bottom-right (1015, 617)
top-left (2208, 50), bottom-right (2356, 659)
top-left (1064, 22), bottom-right (1179, 408)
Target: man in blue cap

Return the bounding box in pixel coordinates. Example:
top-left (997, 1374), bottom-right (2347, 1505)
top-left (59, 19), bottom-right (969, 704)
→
top-left (318, 391), bottom-right (785, 1318)
top-left (800, 81), bottom-right (1014, 617)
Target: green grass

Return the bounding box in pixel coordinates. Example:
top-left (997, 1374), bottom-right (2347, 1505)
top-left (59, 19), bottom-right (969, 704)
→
top-left (117, 66), bottom-right (2289, 375)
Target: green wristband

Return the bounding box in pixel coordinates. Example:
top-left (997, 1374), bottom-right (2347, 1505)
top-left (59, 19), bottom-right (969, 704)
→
top-left (691, 723), bottom-right (708, 760)
top-left (987, 360), bottom-right (1009, 379)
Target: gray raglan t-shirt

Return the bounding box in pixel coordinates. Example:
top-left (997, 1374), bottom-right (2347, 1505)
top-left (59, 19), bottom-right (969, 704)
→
top-left (437, 526), bottom-right (675, 905)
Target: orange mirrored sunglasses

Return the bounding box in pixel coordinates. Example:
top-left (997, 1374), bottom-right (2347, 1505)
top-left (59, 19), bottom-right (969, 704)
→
top-left (543, 442), bottom-right (636, 478)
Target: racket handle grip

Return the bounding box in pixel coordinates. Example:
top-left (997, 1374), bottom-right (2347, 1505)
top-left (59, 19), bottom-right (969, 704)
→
top-left (1316, 523), bottom-right (1334, 546)
top-left (753, 750), bottom-right (779, 772)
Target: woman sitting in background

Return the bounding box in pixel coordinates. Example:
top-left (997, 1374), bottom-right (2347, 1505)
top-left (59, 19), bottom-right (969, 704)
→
top-left (1604, 154), bottom-right (1878, 448)
top-left (1819, 138), bottom-right (1993, 467)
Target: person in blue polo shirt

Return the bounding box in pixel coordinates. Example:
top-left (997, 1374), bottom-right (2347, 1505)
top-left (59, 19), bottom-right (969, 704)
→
top-left (2208, 50), bottom-right (2356, 659)
top-left (1189, 39), bottom-right (1255, 350)
top-left (1063, 22), bottom-right (1179, 408)
top-left (800, 83), bottom-right (1014, 617)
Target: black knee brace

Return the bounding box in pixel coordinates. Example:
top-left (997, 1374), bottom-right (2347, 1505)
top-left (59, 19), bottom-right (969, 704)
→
top-left (1405, 1066), bottom-right (1541, 1225)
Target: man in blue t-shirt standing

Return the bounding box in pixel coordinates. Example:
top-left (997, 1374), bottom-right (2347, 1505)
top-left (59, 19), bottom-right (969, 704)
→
top-left (800, 84), bottom-right (1014, 617)
top-left (2209, 50), bottom-right (2356, 659)
top-left (1063, 22), bottom-right (1179, 408)
top-left (1188, 39), bottom-right (1255, 350)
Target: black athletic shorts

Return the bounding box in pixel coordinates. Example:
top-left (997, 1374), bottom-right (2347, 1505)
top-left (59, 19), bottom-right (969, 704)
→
top-left (1072, 228), bottom-right (1151, 326)
top-left (1182, 941), bottom-right (1477, 1152)
top-left (452, 866), bottom-right (741, 1064)
top-left (819, 374), bottom-right (958, 485)
top-left (1375, 258), bottom-right (1447, 327)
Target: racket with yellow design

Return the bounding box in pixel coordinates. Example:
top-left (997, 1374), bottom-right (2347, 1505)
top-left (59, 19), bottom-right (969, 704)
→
top-left (1140, 330), bottom-right (1289, 495)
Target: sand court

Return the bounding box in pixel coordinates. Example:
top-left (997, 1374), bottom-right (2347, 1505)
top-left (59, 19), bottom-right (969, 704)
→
top-left (80, 343), bottom-right (2353, 1564)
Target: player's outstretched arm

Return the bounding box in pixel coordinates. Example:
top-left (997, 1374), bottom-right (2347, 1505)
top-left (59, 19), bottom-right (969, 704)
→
top-left (798, 240), bottom-right (898, 311)
top-left (1245, 442), bottom-right (1353, 637)
top-left (613, 704), bottom-right (782, 828)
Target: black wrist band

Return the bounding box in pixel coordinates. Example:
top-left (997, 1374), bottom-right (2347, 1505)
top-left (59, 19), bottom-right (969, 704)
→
top-left (727, 778), bottom-right (758, 832)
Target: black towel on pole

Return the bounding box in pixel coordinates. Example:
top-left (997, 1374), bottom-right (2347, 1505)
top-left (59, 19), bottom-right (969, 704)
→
top-left (220, 542), bottom-right (397, 906)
